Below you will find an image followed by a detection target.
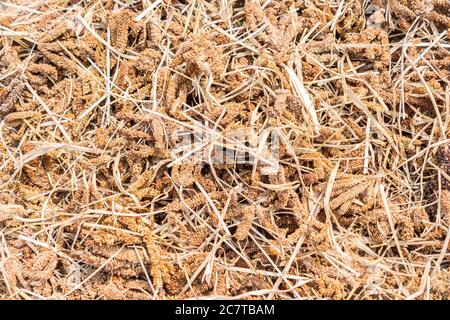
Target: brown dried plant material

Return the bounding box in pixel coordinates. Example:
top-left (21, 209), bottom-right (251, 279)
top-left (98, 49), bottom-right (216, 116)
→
top-left (0, 204), bottom-right (27, 223)
top-left (0, 0), bottom-right (449, 301)
top-left (4, 257), bottom-right (26, 289)
top-left (97, 280), bottom-right (150, 300)
top-left (314, 274), bottom-right (346, 299)
top-left (391, 0), bottom-right (450, 31)
top-left (345, 28), bottom-right (390, 71)
top-left (314, 174), bottom-right (378, 227)
top-left (301, 152), bottom-right (333, 181)
top-left (23, 250), bottom-right (58, 282)
top-left (171, 161), bottom-right (201, 188)
top-left (173, 32), bottom-right (225, 79)
top-left (224, 204), bottom-right (256, 241)
top-left (335, 0), bottom-right (364, 35)
top-left (361, 205), bottom-right (414, 244)
top-left (0, 75), bottom-right (25, 118)
top-left (440, 190), bottom-right (450, 225)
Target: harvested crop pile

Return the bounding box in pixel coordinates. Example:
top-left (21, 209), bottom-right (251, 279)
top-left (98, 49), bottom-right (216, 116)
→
top-left (0, 0), bottom-right (449, 300)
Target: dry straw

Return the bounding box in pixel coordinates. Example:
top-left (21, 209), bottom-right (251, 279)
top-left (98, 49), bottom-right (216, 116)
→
top-left (0, 0), bottom-right (449, 300)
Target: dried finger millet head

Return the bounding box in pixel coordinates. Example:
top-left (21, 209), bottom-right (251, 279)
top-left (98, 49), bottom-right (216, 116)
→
top-left (436, 143), bottom-right (450, 171)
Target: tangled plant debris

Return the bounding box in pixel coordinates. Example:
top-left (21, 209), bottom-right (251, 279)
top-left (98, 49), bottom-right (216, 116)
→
top-left (0, 0), bottom-right (449, 300)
